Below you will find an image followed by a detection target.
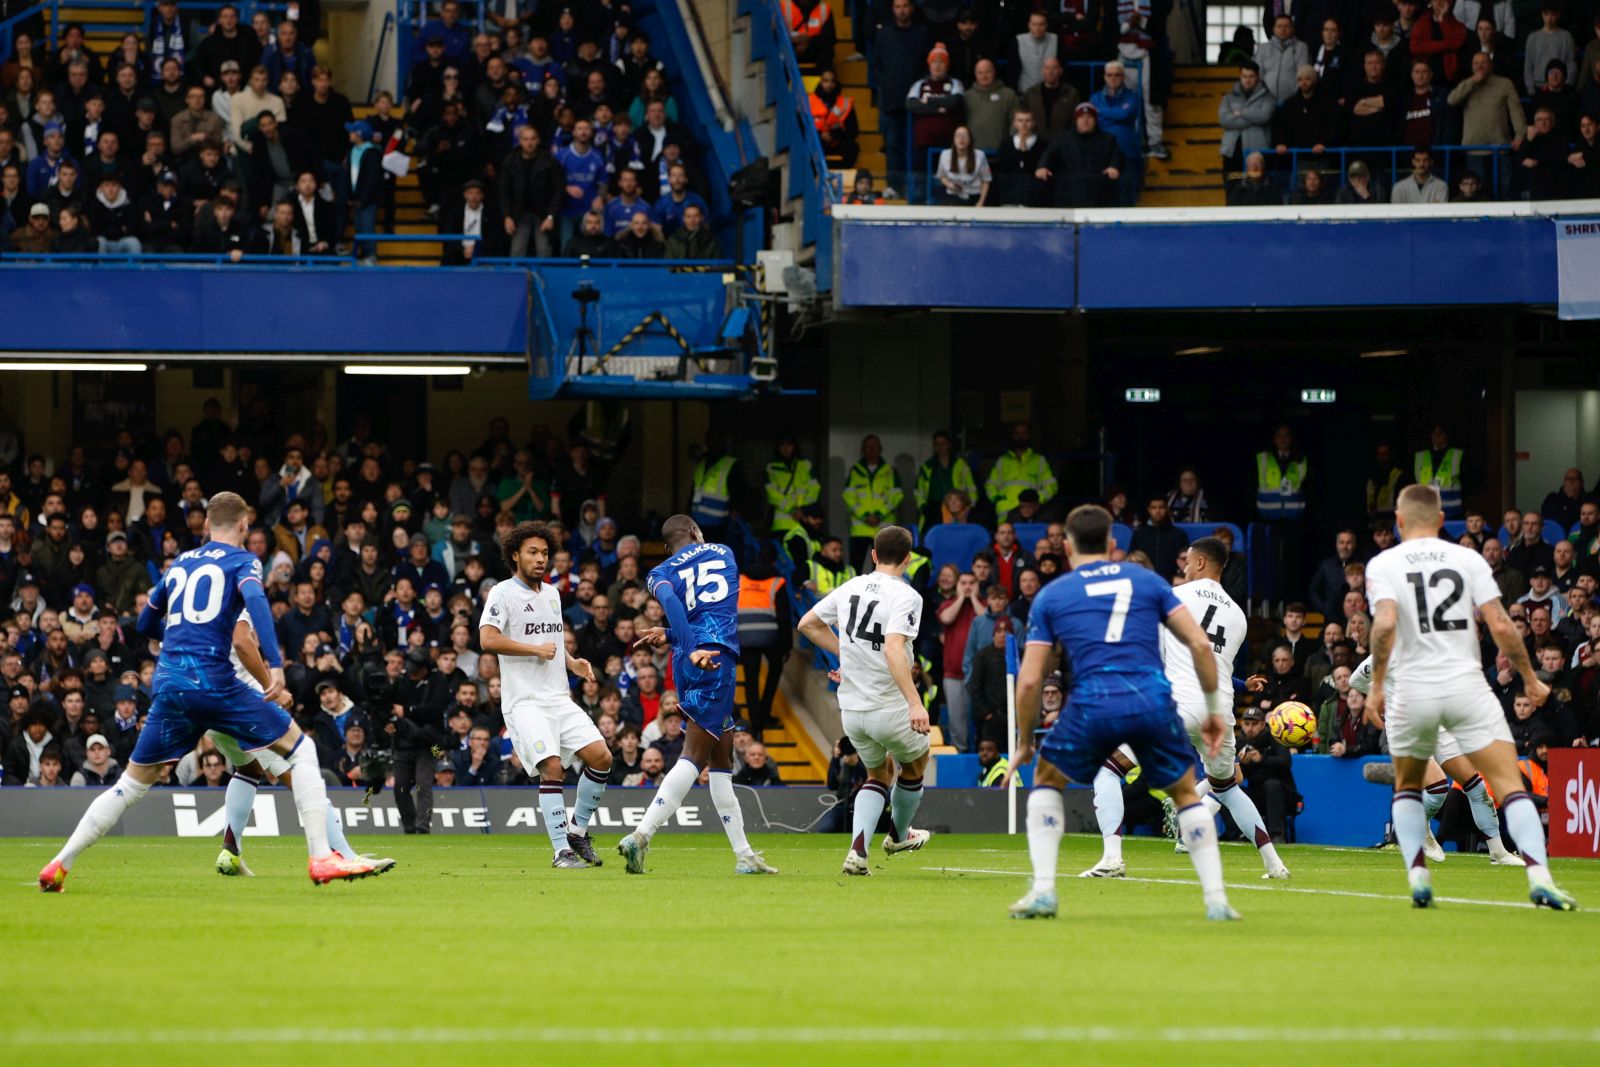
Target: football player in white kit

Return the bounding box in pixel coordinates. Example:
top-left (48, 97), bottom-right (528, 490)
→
top-left (1366, 485), bottom-right (1576, 910)
top-left (1079, 537), bottom-right (1288, 879)
top-left (796, 526), bottom-right (934, 875)
top-left (1349, 654), bottom-right (1520, 865)
top-left (213, 616), bottom-right (395, 877)
top-left (479, 521), bottom-right (613, 869)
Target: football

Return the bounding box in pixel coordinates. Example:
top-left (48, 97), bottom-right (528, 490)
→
top-left (1267, 701), bottom-right (1318, 749)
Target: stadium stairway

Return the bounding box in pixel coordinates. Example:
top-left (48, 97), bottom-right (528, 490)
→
top-left (1138, 64), bottom-right (1230, 207)
top-left (790, 11), bottom-right (892, 199)
top-left (346, 104), bottom-right (437, 265)
top-left (44, 3), bottom-right (145, 56)
top-left (735, 658), bottom-right (828, 784)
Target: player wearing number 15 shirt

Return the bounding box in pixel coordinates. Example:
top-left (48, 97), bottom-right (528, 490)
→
top-left (617, 514), bottom-right (778, 876)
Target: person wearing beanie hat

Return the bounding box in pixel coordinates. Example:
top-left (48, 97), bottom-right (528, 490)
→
top-left (1531, 56), bottom-right (1581, 142)
top-left (906, 41), bottom-right (965, 202)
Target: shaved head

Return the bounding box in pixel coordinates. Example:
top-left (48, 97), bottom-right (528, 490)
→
top-left (1396, 484), bottom-right (1444, 535)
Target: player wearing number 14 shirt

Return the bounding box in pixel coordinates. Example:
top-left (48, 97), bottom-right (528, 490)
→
top-left (616, 515), bottom-right (778, 876)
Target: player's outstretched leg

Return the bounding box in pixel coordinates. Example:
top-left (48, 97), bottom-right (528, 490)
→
top-left (1457, 774), bottom-right (1518, 864)
top-left (1010, 776), bottom-right (1065, 919)
top-left (882, 774), bottom-right (930, 855)
top-left (39, 771), bottom-right (156, 890)
top-left (1500, 789), bottom-right (1578, 910)
top-left (712, 769), bottom-right (777, 874)
top-left (845, 779), bottom-right (889, 875)
top-left (1081, 759), bottom-right (1126, 877)
top-left (1166, 769), bottom-right (1238, 920)
top-left (277, 733), bottom-right (376, 885)
top-left (1196, 776), bottom-right (1288, 879)
top-left (618, 755), bottom-right (699, 873)
top-left (218, 770), bottom-right (261, 877)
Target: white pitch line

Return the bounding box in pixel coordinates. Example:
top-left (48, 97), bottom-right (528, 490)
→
top-left (5, 1025), bottom-right (1599, 1046)
top-left (924, 866), bottom-right (1557, 910)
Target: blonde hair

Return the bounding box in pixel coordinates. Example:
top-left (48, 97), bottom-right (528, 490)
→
top-left (208, 491), bottom-right (249, 530)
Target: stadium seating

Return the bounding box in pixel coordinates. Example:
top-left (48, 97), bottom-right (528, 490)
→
top-left (924, 524), bottom-right (989, 574)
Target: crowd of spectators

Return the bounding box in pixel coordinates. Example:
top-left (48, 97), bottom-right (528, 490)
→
top-left (0, 406), bottom-right (786, 815)
top-left (0, 0), bottom-right (727, 262)
top-left (1219, 1), bottom-right (1600, 204)
top-left (804, 0), bottom-right (1175, 205)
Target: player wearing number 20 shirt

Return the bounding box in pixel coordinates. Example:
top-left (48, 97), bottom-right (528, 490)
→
top-left (131, 542), bottom-right (291, 766)
top-left (647, 539), bottom-right (741, 735)
top-left (1025, 559), bottom-right (1197, 789)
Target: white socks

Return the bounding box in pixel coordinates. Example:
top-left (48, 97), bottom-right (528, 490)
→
top-left (635, 757), bottom-right (698, 841)
top-left (1175, 802), bottom-right (1229, 907)
top-left (709, 770), bottom-right (751, 856)
top-left (1392, 789), bottom-right (1430, 890)
top-left (1423, 779), bottom-right (1452, 819)
top-left (1501, 791), bottom-right (1551, 885)
top-left (223, 772), bottom-right (258, 855)
top-left (285, 737), bottom-right (331, 857)
top-left (1461, 775), bottom-right (1512, 856)
top-left (1026, 788), bottom-right (1066, 894)
top-left (55, 774), bottom-right (152, 869)
top-left (571, 764), bottom-right (608, 834)
top-left (1090, 765), bottom-right (1124, 864)
top-left (851, 780), bottom-right (890, 857)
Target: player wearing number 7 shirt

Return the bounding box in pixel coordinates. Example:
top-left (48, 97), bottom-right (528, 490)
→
top-left (797, 525), bottom-right (934, 876)
top-left (616, 515), bottom-right (779, 876)
top-left (1009, 504), bottom-right (1238, 921)
top-left (39, 492), bottom-right (377, 891)
top-left (1365, 484), bottom-right (1577, 911)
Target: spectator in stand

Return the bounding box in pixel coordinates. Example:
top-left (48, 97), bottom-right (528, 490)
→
top-left (1411, 0), bottom-right (1469, 84)
top-left (138, 169), bottom-right (189, 253)
top-left (1258, 15), bottom-right (1311, 103)
top-left (731, 741), bottom-right (783, 786)
top-left (810, 69), bottom-right (859, 167)
top-left (1525, 1), bottom-right (1577, 95)
top-left (440, 179), bottom-right (506, 264)
top-left (247, 111), bottom-right (318, 223)
top-left (1401, 58), bottom-right (1460, 150)
top-left (963, 60), bottom-right (1017, 155)
top-left (1392, 145), bottom-right (1449, 201)
top-left (496, 124), bottom-right (561, 258)
top-left (966, 617), bottom-right (1011, 745)
top-left (1130, 494), bottom-right (1188, 578)
top-left (1544, 468), bottom-right (1594, 531)
top-left (262, 20), bottom-right (316, 88)
top-left (841, 169), bottom-right (884, 204)
top-left (915, 430), bottom-right (978, 528)
top-left (906, 45), bottom-right (965, 204)
top-left (991, 108), bottom-right (1046, 205)
top-left (170, 86), bottom-right (225, 163)
top-left (1469, 15), bottom-right (1519, 81)
top-left (1228, 150), bottom-right (1280, 203)
top-left (937, 570), bottom-right (981, 752)
top-left (1342, 52), bottom-right (1399, 163)
top-left (421, 0), bottom-right (473, 68)
top-left (663, 203), bottom-right (720, 258)
top-left (1512, 509), bottom-right (1558, 575)
top-left (1533, 59), bottom-right (1582, 143)
top-left (1309, 18), bottom-right (1353, 100)
top-left (1274, 65), bottom-right (1341, 165)
top-left (985, 422), bottom-right (1056, 520)
top-left (1219, 61), bottom-right (1275, 181)
top-left (784, 0), bottom-right (837, 72)
top-left (1237, 707), bottom-right (1299, 837)
top-left (1091, 61), bottom-right (1143, 206)
top-left (1519, 105), bottom-right (1572, 197)
top-left (1335, 157), bottom-right (1387, 202)
top-left (945, 10), bottom-right (990, 87)
top-left (649, 163), bottom-right (708, 236)
top-left (555, 117), bottom-right (604, 246)
top-left (1035, 101), bottom-right (1122, 206)
top-left (89, 172), bottom-right (141, 254)
top-left (10, 202), bottom-right (54, 253)
top-left (933, 125), bottom-right (992, 204)
top-left (1308, 529), bottom-right (1361, 619)
top-left (1569, 113), bottom-right (1600, 196)
top-left (1289, 165), bottom-right (1332, 203)
top-left (1010, 12), bottom-right (1058, 94)
top-left (289, 171), bottom-right (333, 255)
top-left (989, 522), bottom-right (1035, 596)
top-left (871, 0), bottom-right (934, 197)
top-left (1162, 469), bottom-right (1210, 524)
top-left (842, 434), bottom-right (903, 569)
top-left (1022, 57), bottom-right (1080, 138)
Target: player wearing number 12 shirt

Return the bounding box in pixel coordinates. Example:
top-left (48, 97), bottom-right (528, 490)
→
top-left (616, 515), bottom-right (779, 876)
top-left (39, 491), bottom-right (377, 891)
top-left (1009, 504), bottom-right (1238, 921)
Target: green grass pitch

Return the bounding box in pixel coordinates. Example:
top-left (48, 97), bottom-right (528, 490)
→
top-left (6, 832), bottom-right (1600, 1066)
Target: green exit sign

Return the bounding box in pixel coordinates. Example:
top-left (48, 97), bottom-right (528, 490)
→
top-left (1125, 388), bottom-right (1161, 403)
top-left (1300, 388), bottom-right (1337, 404)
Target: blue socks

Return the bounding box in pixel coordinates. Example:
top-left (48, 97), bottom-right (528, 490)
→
top-left (572, 764), bottom-right (608, 834)
top-left (538, 780), bottom-right (569, 856)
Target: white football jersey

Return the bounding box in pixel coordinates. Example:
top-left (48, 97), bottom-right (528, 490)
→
top-left (1161, 578), bottom-right (1247, 708)
top-left (231, 616), bottom-right (264, 693)
top-left (480, 575), bottom-right (570, 706)
top-left (1365, 537), bottom-right (1501, 694)
top-left (813, 572), bottom-right (923, 712)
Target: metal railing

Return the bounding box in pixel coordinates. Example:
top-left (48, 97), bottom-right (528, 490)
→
top-left (1281, 143), bottom-right (1513, 197)
top-left (3, 251), bottom-right (351, 266)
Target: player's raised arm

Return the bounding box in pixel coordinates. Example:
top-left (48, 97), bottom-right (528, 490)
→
top-left (1163, 605), bottom-right (1225, 755)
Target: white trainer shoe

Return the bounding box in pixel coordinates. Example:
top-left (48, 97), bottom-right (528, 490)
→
top-left (1423, 829), bottom-right (1446, 862)
top-left (735, 850), bottom-right (779, 874)
top-left (841, 851), bottom-right (870, 876)
top-left (1078, 859), bottom-right (1126, 878)
top-left (883, 828), bottom-right (931, 855)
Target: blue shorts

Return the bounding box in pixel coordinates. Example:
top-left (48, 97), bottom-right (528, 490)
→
top-left (674, 649), bottom-right (738, 737)
top-left (1039, 689), bottom-right (1195, 790)
top-left (128, 681), bottom-right (292, 767)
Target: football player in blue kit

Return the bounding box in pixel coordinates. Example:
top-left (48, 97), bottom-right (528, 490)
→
top-left (1009, 505), bottom-right (1239, 921)
top-left (616, 514), bottom-right (778, 875)
top-left (39, 492), bottom-right (378, 891)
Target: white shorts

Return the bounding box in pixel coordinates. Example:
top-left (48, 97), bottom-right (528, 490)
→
top-left (842, 708), bottom-right (931, 769)
top-left (207, 730), bottom-right (290, 777)
top-left (505, 699), bottom-right (604, 771)
top-left (1178, 702), bottom-right (1237, 781)
top-left (1386, 684), bottom-right (1513, 761)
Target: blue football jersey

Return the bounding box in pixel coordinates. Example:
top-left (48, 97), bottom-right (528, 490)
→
top-left (647, 541), bottom-right (741, 655)
top-left (1026, 561), bottom-right (1181, 688)
top-left (143, 543), bottom-right (283, 679)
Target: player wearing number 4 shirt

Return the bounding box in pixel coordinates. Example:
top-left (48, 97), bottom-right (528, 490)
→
top-left (39, 492), bottom-right (378, 891)
top-left (1079, 537), bottom-right (1289, 880)
top-left (616, 515), bottom-right (779, 876)
top-left (479, 521), bottom-right (613, 869)
top-left (1010, 504), bottom-right (1239, 921)
top-left (798, 526), bottom-right (934, 876)
top-left (1366, 484), bottom-right (1576, 911)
